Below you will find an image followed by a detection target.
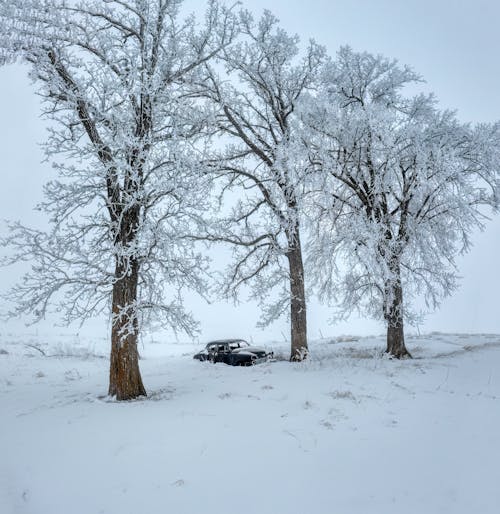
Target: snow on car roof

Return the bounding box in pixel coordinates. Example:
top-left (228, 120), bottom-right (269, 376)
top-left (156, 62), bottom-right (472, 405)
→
top-left (206, 339), bottom-right (247, 345)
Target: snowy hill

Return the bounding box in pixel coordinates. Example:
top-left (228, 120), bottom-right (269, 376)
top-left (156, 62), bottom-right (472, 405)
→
top-left (1, 332), bottom-right (499, 514)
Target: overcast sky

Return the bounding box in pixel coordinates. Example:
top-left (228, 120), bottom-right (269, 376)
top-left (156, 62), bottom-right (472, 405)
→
top-left (1, 0), bottom-right (500, 343)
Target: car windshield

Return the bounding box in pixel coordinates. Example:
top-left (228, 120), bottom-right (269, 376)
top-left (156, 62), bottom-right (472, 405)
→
top-left (229, 340), bottom-right (249, 349)
top-left (205, 340), bottom-right (249, 351)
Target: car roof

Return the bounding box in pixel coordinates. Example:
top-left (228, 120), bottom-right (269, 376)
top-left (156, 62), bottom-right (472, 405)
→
top-left (206, 339), bottom-right (247, 345)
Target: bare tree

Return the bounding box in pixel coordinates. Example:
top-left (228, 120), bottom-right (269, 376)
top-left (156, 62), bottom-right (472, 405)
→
top-left (199, 10), bottom-right (324, 360)
top-left (0, 0), bottom-right (237, 399)
top-left (303, 47), bottom-right (500, 358)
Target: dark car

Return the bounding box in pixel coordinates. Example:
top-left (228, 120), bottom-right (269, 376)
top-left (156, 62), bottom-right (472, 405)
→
top-left (193, 339), bottom-right (273, 366)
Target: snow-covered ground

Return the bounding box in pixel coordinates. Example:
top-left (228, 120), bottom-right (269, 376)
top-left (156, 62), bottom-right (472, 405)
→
top-left (1, 332), bottom-right (499, 514)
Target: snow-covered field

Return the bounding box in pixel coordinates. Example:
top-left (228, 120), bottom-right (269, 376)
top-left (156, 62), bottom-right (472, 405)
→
top-left (1, 332), bottom-right (499, 514)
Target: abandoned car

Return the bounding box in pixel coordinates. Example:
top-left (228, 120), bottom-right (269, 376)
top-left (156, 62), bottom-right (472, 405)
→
top-left (193, 339), bottom-right (273, 366)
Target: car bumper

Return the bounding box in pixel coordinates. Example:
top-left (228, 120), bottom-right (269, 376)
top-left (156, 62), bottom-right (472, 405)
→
top-left (252, 355), bottom-right (272, 365)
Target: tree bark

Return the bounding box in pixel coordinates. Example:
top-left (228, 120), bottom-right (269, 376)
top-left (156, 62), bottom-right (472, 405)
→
top-left (108, 257), bottom-right (146, 400)
top-left (384, 268), bottom-right (412, 359)
top-left (287, 228), bottom-right (308, 361)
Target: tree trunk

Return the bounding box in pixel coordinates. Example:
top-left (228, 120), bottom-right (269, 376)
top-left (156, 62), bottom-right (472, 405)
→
top-left (384, 269), bottom-right (412, 359)
top-left (287, 229), bottom-right (308, 361)
top-left (108, 257), bottom-right (147, 400)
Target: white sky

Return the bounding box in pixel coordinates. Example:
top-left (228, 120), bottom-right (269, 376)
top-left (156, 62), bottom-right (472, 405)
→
top-left (1, 0), bottom-right (500, 343)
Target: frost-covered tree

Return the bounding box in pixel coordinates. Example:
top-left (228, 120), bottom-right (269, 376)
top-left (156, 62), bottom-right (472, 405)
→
top-left (303, 47), bottom-right (500, 358)
top-left (0, 0), bottom-right (237, 399)
top-left (198, 10), bottom-right (324, 360)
